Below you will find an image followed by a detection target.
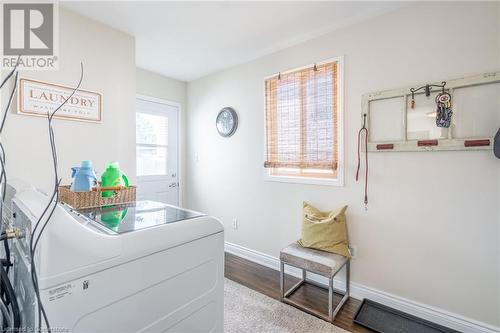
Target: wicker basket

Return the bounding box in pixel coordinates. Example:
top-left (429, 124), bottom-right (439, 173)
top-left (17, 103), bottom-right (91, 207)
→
top-left (58, 185), bottom-right (136, 209)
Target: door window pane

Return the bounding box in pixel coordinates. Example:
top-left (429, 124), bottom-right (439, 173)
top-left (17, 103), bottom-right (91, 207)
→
top-left (136, 113), bottom-right (168, 145)
top-left (136, 111), bottom-right (168, 177)
top-left (136, 146), bottom-right (167, 176)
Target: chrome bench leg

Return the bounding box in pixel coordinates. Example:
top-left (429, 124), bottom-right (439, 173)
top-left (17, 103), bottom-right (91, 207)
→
top-left (328, 274), bottom-right (333, 322)
top-left (280, 260), bottom-right (350, 323)
top-left (330, 260), bottom-right (350, 322)
top-left (280, 261), bottom-right (285, 301)
top-left (280, 262), bottom-right (306, 298)
top-left (346, 260), bottom-right (350, 296)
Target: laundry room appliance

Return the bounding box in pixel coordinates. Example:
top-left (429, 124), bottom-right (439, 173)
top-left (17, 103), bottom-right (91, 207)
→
top-left (7, 181), bottom-right (224, 332)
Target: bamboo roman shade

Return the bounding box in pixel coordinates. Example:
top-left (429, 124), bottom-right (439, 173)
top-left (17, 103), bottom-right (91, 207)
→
top-left (264, 61), bottom-right (339, 172)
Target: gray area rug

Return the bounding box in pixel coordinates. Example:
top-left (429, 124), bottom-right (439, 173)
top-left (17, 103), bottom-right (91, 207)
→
top-left (224, 278), bottom-right (349, 333)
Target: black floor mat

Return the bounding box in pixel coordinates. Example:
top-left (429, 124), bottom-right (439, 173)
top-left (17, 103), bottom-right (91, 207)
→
top-left (353, 299), bottom-right (461, 333)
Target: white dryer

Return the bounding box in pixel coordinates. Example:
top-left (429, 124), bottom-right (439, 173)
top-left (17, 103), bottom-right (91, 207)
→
top-left (8, 182), bottom-right (224, 332)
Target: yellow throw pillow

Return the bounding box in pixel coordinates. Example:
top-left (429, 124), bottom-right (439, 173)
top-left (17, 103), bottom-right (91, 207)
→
top-left (297, 202), bottom-right (351, 258)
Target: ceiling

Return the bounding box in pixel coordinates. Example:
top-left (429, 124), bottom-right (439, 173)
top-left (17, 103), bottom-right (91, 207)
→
top-left (62, 1), bottom-right (406, 82)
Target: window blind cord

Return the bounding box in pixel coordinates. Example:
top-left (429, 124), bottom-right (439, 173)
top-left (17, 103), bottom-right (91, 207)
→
top-left (356, 114), bottom-right (368, 210)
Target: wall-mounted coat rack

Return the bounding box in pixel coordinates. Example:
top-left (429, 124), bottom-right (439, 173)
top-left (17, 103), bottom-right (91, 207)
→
top-left (410, 81), bottom-right (446, 97)
top-left (361, 71), bottom-right (500, 152)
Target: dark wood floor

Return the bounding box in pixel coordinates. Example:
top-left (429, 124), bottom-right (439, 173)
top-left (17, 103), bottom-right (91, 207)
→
top-left (225, 252), bottom-right (373, 333)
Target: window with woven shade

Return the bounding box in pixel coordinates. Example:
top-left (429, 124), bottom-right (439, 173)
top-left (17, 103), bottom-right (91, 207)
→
top-left (264, 59), bottom-right (343, 183)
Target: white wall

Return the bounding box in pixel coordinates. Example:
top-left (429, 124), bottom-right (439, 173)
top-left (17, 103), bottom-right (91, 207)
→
top-left (136, 68), bottom-right (187, 204)
top-left (186, 1), bottom-right (500, 328)
top-left (1, 8), bottom-right (136, 192)
top-left (137, 68), bottom-right (187, 106)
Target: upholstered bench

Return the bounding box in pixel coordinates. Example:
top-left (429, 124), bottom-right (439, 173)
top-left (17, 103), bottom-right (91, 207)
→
top-left (279, 243), bottom-right (350, 322)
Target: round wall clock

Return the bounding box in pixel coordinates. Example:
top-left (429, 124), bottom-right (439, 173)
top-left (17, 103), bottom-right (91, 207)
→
top-left (216, 107), bottom-right (238, 137)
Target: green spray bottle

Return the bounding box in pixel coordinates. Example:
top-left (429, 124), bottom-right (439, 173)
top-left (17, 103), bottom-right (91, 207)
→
top-left (101, 162), bottom-right (129, 197)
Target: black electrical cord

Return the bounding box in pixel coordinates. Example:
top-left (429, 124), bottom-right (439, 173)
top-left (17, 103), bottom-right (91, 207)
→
top-left (0, 59), bottom-right (21, 332)
top-left (0, 145), bottom-right (8, 276)
top-left (0, 59), bottom-right (21, 231)
top-left (0, 61), bottom-right (21, 332)
top-left (2, 240), bottom-right (9, 275)
top-left (0, 72), bottom-right (18, 135)
top-left (0, 72), bottom-right (18, 231)
top-left (0, 67), bottom-right (20, 224)
top-left (29, 62), bottom-right (84, 332)
top-left (0, 57), bottom-right (19, 90)
top-left (0, 264), bottom-right (20, 330)
top-left (0, 145), bottom-right (6, 204)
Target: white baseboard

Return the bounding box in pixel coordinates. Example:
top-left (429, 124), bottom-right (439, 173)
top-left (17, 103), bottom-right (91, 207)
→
top-left (225, 241), bottom-right (500, 333)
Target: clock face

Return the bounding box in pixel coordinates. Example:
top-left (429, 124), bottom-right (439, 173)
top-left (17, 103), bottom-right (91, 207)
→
top-left (216, 107), bottom-right (238, 137)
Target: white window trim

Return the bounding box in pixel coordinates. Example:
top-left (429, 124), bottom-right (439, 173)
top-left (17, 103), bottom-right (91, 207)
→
top-left (263, 56), bottom-right (345, 187)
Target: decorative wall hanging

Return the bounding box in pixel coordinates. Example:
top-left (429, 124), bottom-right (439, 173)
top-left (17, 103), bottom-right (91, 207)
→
top-left (434, 90), bottom-right (453, 128)
top-left (361, 71), bottom-right (500, 152)
top-left (216, 107), bottom-right (238, 137)
top-left (18, 78), bottom-right (102, 123)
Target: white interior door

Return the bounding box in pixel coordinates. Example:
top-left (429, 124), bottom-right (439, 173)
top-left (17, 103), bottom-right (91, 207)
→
top-left (136, 97), bottom-right (179, 205)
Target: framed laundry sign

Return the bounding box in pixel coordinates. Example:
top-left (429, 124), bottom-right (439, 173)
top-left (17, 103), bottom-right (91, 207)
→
top-left (18, 78), bottom-right (102, 123)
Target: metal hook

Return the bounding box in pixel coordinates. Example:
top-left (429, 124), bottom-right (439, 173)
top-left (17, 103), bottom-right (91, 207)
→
top-left (425, 84), bottom-right (431, 97)
top-left (410, 81), bottom-right (447, 97)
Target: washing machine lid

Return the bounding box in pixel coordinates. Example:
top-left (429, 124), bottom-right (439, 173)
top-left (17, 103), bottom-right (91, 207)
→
top-left (74, 200), bottom-right (204, 234)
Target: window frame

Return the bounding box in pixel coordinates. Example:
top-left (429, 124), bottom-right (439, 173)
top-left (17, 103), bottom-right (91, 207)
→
top-left (263, 56), bottom-right (344, 187)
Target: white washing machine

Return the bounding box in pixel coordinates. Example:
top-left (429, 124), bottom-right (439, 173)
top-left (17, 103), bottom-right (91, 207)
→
top-left (8, 181), bottom-right (224, 332)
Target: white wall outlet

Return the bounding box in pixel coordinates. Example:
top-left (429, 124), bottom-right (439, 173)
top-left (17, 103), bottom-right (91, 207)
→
top-left (232, 218), bottom-right (238, 230)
